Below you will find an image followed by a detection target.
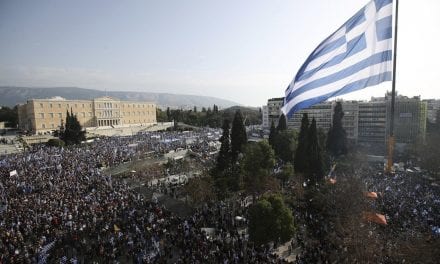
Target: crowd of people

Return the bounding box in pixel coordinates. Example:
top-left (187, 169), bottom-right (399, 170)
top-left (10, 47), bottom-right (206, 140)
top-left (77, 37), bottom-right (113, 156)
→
top-left (2, 125), bottom-right (438, 263)
top-left (361, 166), bottom-right (440, 238)
top-left (0, 129), bottom-right (290, 263)
top-left (293, 162), bottom-right (440, 263)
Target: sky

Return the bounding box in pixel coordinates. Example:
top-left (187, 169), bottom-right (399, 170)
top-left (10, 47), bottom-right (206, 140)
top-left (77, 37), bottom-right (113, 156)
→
top-left (0, 0), bottom-right (439, 107)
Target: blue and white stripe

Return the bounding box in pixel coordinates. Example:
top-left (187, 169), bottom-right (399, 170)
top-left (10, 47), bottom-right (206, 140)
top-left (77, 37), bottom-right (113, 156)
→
top-left (282, 0), bottom-right (393, 117)
top-left (37, 240), bottom-right (56, 264)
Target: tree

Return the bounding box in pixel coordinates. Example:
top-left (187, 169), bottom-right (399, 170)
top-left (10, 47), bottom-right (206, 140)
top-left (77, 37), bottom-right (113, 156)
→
top-left (156, 108), bottom-right (168, 122)
top-left (302, 174), bottom-right (366, 263)
top-left (171, 109), bottom-right (181, 122)
top-left (60, 110), bottom-right (86, 145)
top-left (274, 130), bottom-right (296, 163)
top-left (278, 162), bottom-right (294, 187)
top-left (268, 121), bottom-right (277, 148)
top-left (170, 109), bottom-right (181, 129)
top-left (0, 105), bottom-right (18, 127)
top-left (248, 194), bottom-right (295, 246)
top-left (47, 138), bottom-right (65, 147)
top-left (160, 106), bottom-right (261, 128)
top-left (212, 163), bottom-right (241, 198)
top-left (184, 176), bottom-right (215, 206)
top-left (318, 128), bottom-right (331, 173)
top-left (306, 118), bottom-right (324, 183)
top-left (213, 119), bottom-right (244, 196)
top-left (326, 102), bottom-right (347, 157)
top-left (276, 114), bottom-right (287, 131)
top-left (227, 162), bottom-right (242, 192)
top-left (230, 110), bottom-right (247, 162)
top-left (222, 107), bottom-right (262, 127)
top-left (166, 107), bottom-right (171, 121)
top-left (216, 119), bottom-right (231, 172)
top-left (242, 141), bottom-right (276, 196)
top-left (294, 113), bottom-right (309, 173)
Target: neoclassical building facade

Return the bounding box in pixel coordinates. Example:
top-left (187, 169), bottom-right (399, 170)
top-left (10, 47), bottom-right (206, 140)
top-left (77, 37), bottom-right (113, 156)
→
top-left (18, 96), bottom-right (156, 133)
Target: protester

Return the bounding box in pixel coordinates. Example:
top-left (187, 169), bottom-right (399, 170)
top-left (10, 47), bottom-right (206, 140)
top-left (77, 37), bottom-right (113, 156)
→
top-left (294, 163), bottom-right (440, 263)
top-left (0, 129), bottom-right (289, 263)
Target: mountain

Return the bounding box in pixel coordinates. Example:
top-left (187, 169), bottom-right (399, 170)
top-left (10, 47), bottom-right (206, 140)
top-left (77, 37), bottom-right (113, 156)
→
top-left (0, 86), bottom-right (240, 109)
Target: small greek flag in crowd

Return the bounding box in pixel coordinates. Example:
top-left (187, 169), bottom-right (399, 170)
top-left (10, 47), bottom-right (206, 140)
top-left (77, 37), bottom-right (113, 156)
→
top-left (37, 240), bottom-right (56, 264)
top-left (282, 0), bottom-right (393, 117)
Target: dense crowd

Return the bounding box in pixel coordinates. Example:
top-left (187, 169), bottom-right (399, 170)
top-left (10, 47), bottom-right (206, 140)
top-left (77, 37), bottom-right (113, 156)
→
top-left (3, 126), bottom-right (438, 263)
top-left (0, 129), bottom-right (288, 263)
top-left (361, 166), bottom-right (440, 237)
top-left (294, 163), bottom-right (440, 263)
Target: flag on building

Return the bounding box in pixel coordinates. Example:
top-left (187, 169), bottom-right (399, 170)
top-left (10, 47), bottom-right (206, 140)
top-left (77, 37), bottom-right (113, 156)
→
top-left (282, 0), bottom-right (393, 117)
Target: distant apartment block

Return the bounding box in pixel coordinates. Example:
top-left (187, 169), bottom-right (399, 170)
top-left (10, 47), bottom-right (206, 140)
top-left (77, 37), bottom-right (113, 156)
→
top-left (287, 102), bottom-right (333, 131)
top-left (261, 105), bottom-right (270, 129)
top-left (340, 101), bottom-right (359, 141)
top-left (386, 94), bottom-right (427, 144)
top-left (423, 99), bottom-right (440, 123)
top-left (18, 96), bottom-right (156, 134)
top-left (287, 101), bottom-right (358, 142)
top-left (358, 100), bottom-right (387, 144)
top-left (266, 92), bottom-right (427, 147)
top-left (267, 97), bottom-right (284, 127)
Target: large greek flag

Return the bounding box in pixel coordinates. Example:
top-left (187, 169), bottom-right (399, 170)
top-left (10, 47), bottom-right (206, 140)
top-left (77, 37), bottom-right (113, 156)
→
top-left (282, 0), bottom-right (393, 117)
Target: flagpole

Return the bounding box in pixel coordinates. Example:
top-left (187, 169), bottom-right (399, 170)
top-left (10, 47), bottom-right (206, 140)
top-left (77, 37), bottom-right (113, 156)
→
top-left (387, 0), bottom-right (399, 173)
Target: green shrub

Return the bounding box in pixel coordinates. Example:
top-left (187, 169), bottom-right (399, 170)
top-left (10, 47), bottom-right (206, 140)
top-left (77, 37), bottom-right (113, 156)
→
top-left (47, 138), bottom-right (65, 147)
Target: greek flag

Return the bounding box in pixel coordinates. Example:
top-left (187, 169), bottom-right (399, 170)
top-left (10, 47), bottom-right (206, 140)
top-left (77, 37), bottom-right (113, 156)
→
top-left (282, 0), bottom-right (393, 117)
top-left (37, 240), bottom-right (56, 264)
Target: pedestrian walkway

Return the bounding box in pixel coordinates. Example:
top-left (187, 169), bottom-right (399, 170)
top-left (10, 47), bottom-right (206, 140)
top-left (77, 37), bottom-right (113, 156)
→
top-left (0, 143), bottom-right (21, 155)
top-left (274, 239), bottom-right (301, 263)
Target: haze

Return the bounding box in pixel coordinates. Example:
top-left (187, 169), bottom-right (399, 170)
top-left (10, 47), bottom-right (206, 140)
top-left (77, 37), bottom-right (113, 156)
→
top-left (0, 0), bottom-right (439, 106)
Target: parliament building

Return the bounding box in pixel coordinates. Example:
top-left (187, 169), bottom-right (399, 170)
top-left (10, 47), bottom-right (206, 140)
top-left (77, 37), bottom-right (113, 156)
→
top-left (18, 96), bottom-right (157, 134)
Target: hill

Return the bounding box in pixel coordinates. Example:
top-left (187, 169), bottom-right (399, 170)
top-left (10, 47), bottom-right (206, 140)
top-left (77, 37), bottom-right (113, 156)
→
top-left (0, 86), bottom-right (240, 109)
